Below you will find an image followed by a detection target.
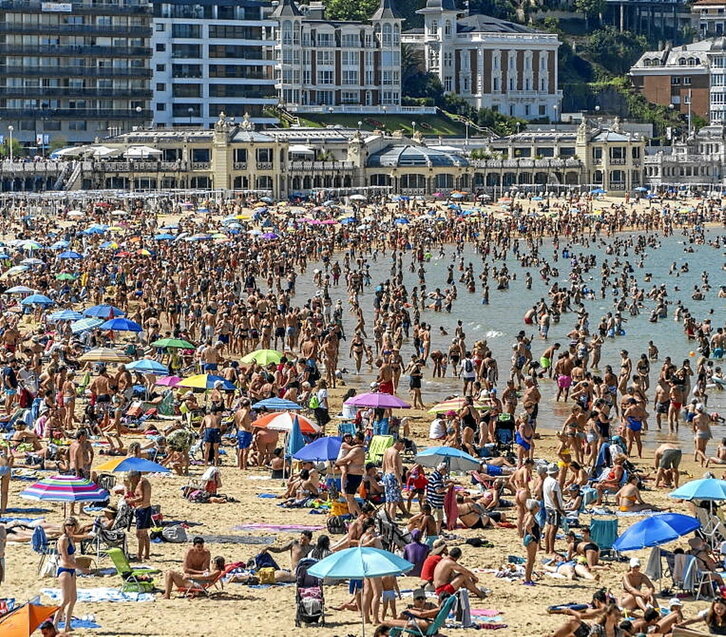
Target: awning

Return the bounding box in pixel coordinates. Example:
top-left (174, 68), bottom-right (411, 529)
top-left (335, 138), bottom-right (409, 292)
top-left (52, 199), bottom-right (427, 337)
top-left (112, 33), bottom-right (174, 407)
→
top-left (124, 145), bottom-right (163, 159)
top-left (288, 144), bottom-right (314, 155)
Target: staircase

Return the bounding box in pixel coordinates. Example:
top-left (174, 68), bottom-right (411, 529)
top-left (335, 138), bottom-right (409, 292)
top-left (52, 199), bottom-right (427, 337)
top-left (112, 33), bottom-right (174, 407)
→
top-left (53, 160), bottom-right (82, 191)
top-left (271, 103), bottom-right (300, 127)
top-left (441, 109), bottom-right (498, 138)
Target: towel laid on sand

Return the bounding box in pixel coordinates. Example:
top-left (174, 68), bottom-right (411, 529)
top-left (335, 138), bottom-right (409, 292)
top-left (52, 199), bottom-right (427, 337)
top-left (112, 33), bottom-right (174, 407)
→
top-left (42, 587), bottom-right (154, 603)
top-left (5, 507), bottom-right (51, 514)
top-left (233, 523), bottom-right (325, 533)
top-left (471, 610), bottom-right (503, 617)
top-left (195, 535), bottom-right (275, 545)
top-left (59, 618), bottom-right (102, 630)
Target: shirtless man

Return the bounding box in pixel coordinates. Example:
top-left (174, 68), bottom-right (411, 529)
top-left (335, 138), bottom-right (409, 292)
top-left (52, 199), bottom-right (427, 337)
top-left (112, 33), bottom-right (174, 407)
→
top-left (376, 357), bottom-right (395, 395)
top-left (381, 439), bottom-right (404, 520)
top-left (654, 442), bottom-right (682, 488)
top-left (234, 399), bottom-right (253, 470)
top-left (200, 407), bottom-right (222, 466)
top-left (432, 547), bottom-right (486, 599)
top-left (88, 366), bottom-right (113, 427)
top-left (127, 470), bottom-right (152, 561)
top-left (554, 353), bottom-right (574, 402)
top-left (653, 378), bottom-right (670, 430)
top-left (336, 432), bottom-right (366, 516)
top-left (263, 530), bottom-right (313, 570)
top-left (115, 364), bottom-right (133, 406)
top-left (69, 429), bottom-right (92, 479)
top-left (693, 403), bottom-right (713, 465)
top-left (200, 341), bottom-right (221, 372)
top-left (162, 536), bottom-right (211, 598)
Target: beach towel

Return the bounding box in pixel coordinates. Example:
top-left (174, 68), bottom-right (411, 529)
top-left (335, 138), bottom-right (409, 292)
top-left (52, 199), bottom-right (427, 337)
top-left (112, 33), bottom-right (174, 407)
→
top-left (60, 618), bottom-right (102, 630)
top-left (196, 535), bottom-right (275, 545)
top-left (41, 587), bottom-right (155, 603)
top-left (0, 516), bottom-right (44, 524)
top-left (5, 507), bottom-right (51, 514)
top-left (470, 610), bottom-right (503, 617)
top-left (233, 523), bottom-right (324, 533)
top-left (257, 493), bottom-right (279, 498)
top-left (444, 486), bottom-right (458, 531)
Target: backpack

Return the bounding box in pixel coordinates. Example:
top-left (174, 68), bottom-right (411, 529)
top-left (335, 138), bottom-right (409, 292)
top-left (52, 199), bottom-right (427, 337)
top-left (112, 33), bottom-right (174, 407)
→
top-left (18, 388), bottom-right (32, 408)
top-left (308, 394), bottom-right (320, 410)
top-left (257, 567), bottom-right (276, 584)
top-left (464, 359), bottom-right (473, 373)
top-left (161, 525), bottom-right (188, 543)
top-left (326, 515), bottom-right (348, 535)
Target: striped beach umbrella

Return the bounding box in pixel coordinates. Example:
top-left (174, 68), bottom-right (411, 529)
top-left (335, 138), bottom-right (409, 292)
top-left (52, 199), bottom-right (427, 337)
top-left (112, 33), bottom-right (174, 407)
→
top-left (70, 317), bottom-right (103, 333)
top-left (428, 397), bottom-right (489, 414)
top-left (21, 474), bottom-right (109, 502)
top-left (178, 374), bottom-right (236, 391)
top-left (253, 411), bottom-right (319, 435)
top-left (78, 348), bottom-right (131, 363)
top-left (48, 309), bottom-right (84, 322)
top-left (94, 456), bottom-right (170, 474)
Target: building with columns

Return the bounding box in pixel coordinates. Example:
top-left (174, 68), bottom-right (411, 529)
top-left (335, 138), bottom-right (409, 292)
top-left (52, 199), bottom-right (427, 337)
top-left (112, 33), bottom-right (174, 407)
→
top-left (271, 0), bottom-right (403, 111)
top-left (401, 3), bottom-right (562, 121)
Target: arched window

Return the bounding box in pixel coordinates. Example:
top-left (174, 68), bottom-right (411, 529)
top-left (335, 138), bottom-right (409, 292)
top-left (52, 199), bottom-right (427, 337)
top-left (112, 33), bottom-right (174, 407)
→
top-left (444, 20), bottom-right (452, 36)
top-left (393, 24), bottom-right (400, 45)
top-left (383, 23), bottom-right (392, 47)
top-left (429, 20), bottom-right (438, 36)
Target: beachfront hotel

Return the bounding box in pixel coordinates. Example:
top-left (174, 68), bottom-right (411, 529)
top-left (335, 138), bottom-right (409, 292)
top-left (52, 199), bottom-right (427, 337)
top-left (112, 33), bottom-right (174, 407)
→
top-left (0, 0), bottom-right (153, 148)
top-left (151, 0), bottom-right (278, 129)
top-left (401, 1), bottom-right (562, 121)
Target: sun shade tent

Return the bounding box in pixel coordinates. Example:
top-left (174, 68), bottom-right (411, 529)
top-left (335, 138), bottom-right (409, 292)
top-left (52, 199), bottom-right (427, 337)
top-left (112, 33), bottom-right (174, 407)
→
top-left (124, 146), bottom-right (163, 160)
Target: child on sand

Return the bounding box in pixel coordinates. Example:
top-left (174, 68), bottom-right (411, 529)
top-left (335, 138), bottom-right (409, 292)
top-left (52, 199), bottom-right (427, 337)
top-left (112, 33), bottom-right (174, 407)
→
top-left (380, 574), bottom-right (400, 621)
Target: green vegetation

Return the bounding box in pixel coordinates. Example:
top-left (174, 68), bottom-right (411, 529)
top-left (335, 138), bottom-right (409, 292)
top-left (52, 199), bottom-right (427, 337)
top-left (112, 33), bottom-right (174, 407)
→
top-left (325, 0), bottom-right (379, 21)
top-left (582, 27), bottom-right (647, 76)
top-left (0, 138), bottom-right (24, 159)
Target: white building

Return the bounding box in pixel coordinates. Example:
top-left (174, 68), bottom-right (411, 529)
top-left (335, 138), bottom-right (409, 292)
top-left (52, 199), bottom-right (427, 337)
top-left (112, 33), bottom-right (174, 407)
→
top-left (271, 0), bottom-right (403, 111)
top-left (401, 2), bottom-right (562, 121)
top-left (151, 0), bottom-right (277, 128)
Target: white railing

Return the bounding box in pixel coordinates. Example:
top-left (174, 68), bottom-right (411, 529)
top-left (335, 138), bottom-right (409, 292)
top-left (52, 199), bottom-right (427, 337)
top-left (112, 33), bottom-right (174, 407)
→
top-left (288, 161), bottom-right (355, 170)
top-left (286, 105), bottom-right (437, 115)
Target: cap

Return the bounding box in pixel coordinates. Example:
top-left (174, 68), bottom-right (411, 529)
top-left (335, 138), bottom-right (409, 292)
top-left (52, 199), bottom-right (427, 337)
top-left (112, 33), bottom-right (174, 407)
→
top-left (546, 463), bottom-right (559, 475)
top-left (413, 589), bottom-right (427, 600)
top-left (430, 539), bottom-right (447, 555)
top-left (668, 598), bottom-right (683, 607)
top-left (629, 557), bottom-right (641, 568)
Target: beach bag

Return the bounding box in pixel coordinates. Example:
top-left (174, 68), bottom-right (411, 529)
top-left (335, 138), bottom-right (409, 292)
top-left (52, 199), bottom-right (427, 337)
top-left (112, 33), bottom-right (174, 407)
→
top-left (258, 567), bottom-right (276, 584)
top-left (18, 388), bottom-right (32, 408)
top-left (301, 596), bottom-right (322, 617)
top-left (161, 525), bottom-right (188, 543)
top-left (308, 394), bottom-right (320, 410)
top-left (464, 359), bottom-right (473, 373)
top-left (326, 515), bottom-right (348, 535)
top-left (39, 553), bottom-right (58, 579)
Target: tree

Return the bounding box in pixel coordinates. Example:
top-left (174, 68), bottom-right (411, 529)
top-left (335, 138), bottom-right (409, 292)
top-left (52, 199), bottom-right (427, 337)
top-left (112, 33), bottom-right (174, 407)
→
top-left (583, 27), bottom-right (646, 76)
top-left (403, 70), bottom-right (444, 103)
top-left (325, 0), bottom-right (379, 20)
top-left (467, 0), bottom-right (517, 21)
top-left (573, 0), bottom-right (603, 28)
top-left (48, 137), bottom-right (68, 153)
top-left (0, 139), bottom-right (24, 160)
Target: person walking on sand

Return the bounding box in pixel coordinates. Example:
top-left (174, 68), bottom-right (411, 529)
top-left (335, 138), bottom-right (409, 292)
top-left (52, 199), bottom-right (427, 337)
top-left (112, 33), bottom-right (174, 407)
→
top-left (543, 464), bottom-right (564, 556)
top-left (522, 500), bottom-right (541, 586)
top-left (127, 470), bottom-right (152, 562)
top-left (381, 439), bottom-right (404, 521)
top-left (54, 517), bottom-right (89, 631)
top-left (336, 432), bottom-right (366, 516)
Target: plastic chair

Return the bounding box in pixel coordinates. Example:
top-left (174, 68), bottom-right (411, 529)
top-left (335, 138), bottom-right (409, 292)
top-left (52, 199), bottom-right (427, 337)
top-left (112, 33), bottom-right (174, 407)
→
top-left (107, 547), bottom-right (159, 593)
top-left (589, 518), bottom-right (618, 557)
top-left (366, 435), bottom-right (394, 465)
top-left (389, 594), bottom-right (457, 636)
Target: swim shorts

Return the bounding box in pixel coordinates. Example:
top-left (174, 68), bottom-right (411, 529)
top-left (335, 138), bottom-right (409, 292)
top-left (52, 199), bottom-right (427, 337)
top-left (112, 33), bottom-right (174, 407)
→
top-left (203, 427), bottom-right (222, 444)
top-left (236, 430), bottom-right (253, 449)
top-left (659, 448), bottom-right (682, 470)
top-left (344, 473), bottom-right (363, 495)
top-left (382, 473), bottom-right (402, 503)
top-left (135, 505), bottom-right (153, 530)
top-left (435, 583), bottom-right (456, 596)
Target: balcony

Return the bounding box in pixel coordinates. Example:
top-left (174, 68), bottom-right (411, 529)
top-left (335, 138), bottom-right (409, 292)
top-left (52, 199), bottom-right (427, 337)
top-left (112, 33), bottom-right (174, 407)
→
top-left (0, 66), bottom-right (152, 78)
top-left (609, 158), bottom-right (627, 165)
top-left (0, 24), bottom-right (150, 37)
top-left (233, 162), bottom-right (247, 170)
top-left (288, 160), bottom-right (355, 171)
top-left (191, 162), bottom-right (210, 170)
top-left (0, 1), bottom-right (152, 15)
top-left (0, 44), bottom-right (151, 57)
top-left (0, 87), bottom-right (152, 98)
top-left (256, 161), bottom-right (273, 170)
top-left (0, 108), bottom-right (151, 119)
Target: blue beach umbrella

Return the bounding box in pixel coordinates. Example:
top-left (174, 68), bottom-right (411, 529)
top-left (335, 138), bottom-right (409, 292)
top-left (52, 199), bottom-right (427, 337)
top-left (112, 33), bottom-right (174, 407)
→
top-left (414, 446), bottom-right (480, 471)
top-left (47, 310), bottom-right (84, 322)
top-left (252, 397), bottom-right (303, 411)
top-left (4, 286), bottom-right (35, 295)
top-left (669, 478), bottom-right (726, 501)
top-left (57, 251), bottom-right (83, 260)
top-left (99, 317), bottom-right (143, 332)
top-left (126, 359), bottom-right (169, 375)
top-left (83, 304), bottom-right (125, 318)
top-left (51, 240), bottom-right (71, 250)
top-left (21, 294), bottom-right (54, 306)
top-left (307, 547), bottom-right (413, 580)
top-left (612, 513), bottom-right (700, 551)
top-left (154, 233), bottom-right (175, 241)
top-left (286, 415), bottom-right (305, 459)
top-left (293, 436), bottom-right (342, 462)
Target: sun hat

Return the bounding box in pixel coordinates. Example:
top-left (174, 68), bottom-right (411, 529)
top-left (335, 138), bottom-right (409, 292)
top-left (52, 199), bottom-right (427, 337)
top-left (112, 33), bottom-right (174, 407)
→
top-left (630, 557), bottom-right (641, 568)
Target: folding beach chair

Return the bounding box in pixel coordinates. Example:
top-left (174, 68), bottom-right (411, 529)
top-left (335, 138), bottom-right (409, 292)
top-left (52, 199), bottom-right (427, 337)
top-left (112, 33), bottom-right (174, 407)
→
top-left (589, 518), bottom-right (619, 558)
top-left (366, 435), bottom-right (394, 466)
top-left (107, 547), bottom-right (159, 593)
top-left (389, 594), bottom-right (457, 636)
top-left (31, 525), bottom-right (57, 576)
top-left (337, 421), bottom-right (356, 437)
top-left (177, 570), bottom-right (224, 598)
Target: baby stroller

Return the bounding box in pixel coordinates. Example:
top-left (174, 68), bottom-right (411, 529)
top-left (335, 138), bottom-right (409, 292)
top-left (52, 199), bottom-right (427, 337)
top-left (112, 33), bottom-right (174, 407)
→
top-left (295, 557), bottom-right (325, 627)
top-left (493, 413), bottom-right (515, 456)
top-left (376, 509), bottom-right (412, 552)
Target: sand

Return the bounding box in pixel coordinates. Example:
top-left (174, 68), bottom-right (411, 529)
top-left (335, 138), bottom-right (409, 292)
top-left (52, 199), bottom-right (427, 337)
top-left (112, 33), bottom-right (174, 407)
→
top-left (1, 384), bottom-right (717, 637)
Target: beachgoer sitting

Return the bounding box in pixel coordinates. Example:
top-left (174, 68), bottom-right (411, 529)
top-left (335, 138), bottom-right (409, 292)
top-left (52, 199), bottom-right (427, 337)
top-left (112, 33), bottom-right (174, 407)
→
top-left (687, 536), bottom-right (724, 587)
top-left (381, 589), bottom-right (442, 631)
top-left (432, 546), bottom-right (487, 599)
top-left (455, 493), bottom-right (502, 529)
top-left (619, 557), bottom-right (656, 612)
top-left (614, 475), bottom-right (661, 513)
top-left (162, 537), bottom-right (225, 598)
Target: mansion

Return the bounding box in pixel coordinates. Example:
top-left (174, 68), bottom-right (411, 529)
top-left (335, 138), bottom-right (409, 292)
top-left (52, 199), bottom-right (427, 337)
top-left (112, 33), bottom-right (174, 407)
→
top-left (0, 115), bottom-right (644, 196)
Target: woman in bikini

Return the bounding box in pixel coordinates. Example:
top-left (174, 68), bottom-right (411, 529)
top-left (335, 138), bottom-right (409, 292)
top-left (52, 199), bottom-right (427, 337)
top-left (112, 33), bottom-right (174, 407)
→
top-left (510, 458), bottom-right (533, 538)
top-left (54, 517), bottom-right (89, 631)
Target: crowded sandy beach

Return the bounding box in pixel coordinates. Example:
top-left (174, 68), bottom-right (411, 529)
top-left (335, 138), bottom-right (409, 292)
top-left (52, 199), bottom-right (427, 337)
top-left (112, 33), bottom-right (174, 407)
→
top-left (0, 190), bottom-right (723, 637)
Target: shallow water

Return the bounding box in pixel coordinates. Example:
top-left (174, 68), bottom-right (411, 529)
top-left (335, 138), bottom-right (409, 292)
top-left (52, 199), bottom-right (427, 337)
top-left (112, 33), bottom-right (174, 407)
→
top-left (295, 227), bottom-right (726, 451)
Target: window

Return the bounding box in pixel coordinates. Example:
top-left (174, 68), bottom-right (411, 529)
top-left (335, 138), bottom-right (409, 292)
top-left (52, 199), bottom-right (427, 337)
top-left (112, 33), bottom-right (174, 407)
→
top-left (342, 70), bottom-right (359, 85)
top-left (68, 121), bottom-right (86, 130)
top-left (155, 23), bottom-right (165, 32)
top-left (172, 103), bottom-right (200, 117)
top-left (383, 24), bottom-right (392, 47)
top-left (172, 44), bottom-right (200, 58)
top-left (172, 64), bottom-right (202, 78)
top-left (341, 33), bottom-right (358, 47)
top-left (317, 50), bottom-right (333, 65)
top-left (493, 77), bottom-right (499, 91)
top-left (155, 43), bottom-right (166, 52)
top-left (671, 77), bottom-right (681, 85)
top-left (172, 83), bottom-right (201, 97)
top-left (525, 104), bottom-right (530, 116)
top-left (156, 64), bottom-right (166, 72)
top-left (444, 20), bottom-right (452, 35)
top-left (444, 77), bottom-right (452, 92)
top-left (429, 20), bottom-right (438, 36)
top-left (209, 25), bottom-right (257, 39)
top-left (172, 24), bottom-right (200, 38)
top-left (341, 90), bottom-right (358, 103)
top-left (156, 103), bottom-right (166, 111)
top-left (342, 51), bottom-right (359, 66)
top-left (317, 70), bottom-right (334, 85)
top-left (317, 33), bottom-right (333, 47)
top-left (443, 52), bottom-right (452, 67)
top-left (683, 77), bottom-right (692, 85)
top-left (382, 70), bottom-right (393, 85)
top-left (282, 21), bottom-right (292, 45)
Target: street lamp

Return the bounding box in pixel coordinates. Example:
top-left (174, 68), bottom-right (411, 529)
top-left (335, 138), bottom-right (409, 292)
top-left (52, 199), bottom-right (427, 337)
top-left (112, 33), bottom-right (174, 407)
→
top-left (552, 103), bottom-right (559, 123)
top-left (357, 120), bottom-right (363, 131)
top-left (188, 107), bottom-right (194, 126)
top-left (8, 125), bottom-right (13, 163)
top-left (411, 121), bottom-right (416, 136)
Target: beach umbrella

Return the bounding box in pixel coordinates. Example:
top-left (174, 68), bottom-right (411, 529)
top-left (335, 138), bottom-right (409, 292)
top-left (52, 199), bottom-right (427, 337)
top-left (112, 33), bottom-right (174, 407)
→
top-left (344, 392), bottom-right (410, 409)
top-left (78, 348), bottom-right (131, 363)
top-left (415, 446), bottom-right (480, 472)
top-left (126, 359), bottom-right (169, 375)
top-left (20, 258), bottom-right (43, 266)
top-left (70, 317), bottom-right (103, 333)
top-left (155, 375), bottom-right (182, 387)
top-left (21, 474), bottom-right (109, 503)
top-left (178, 374), bottom-right (236, 391)
top-left (0, 602), bottom-right (60, 636)
top-left (3, 286), bottom-right (34, 295)
top-left (253, 411), bottom-right (319, 435)
top-left (57, 251), bottom-right (83, 260)
top-left (612, 513), bottom-right (700, 551)
top-left (99, 241), bottom-right (119, 250)
top-left (151, 337), bottom-right (195, 349)
top-left (428, 397), bottom-right (488, 414)
top-left (20, 294), bottom-right (54, 306)
top-left (349, 194), bottom-right (367, 201)
top-left (293, 436), bottom-right (342, 462)
top-left (51, 240), bottom-right (70, 250)
top-left (261, 232), bottom-right (279, 240)
top-left (83, 304), bottom-right (125, 318)
top-left (590, 188), bottom-right (607, 195)
top-left (307, 547), bottom-right (413, 636)
top-left (18, 240), bottom-right (42, 250)
top-left (55, 273), bottom-right (78, 281)
top-left (286, 415), bottom-right (305, 458)
top-left (252, 397), bottom-right (302, 411)
top-left (240, 349), bottom-right (282, 365)
top-left (48, 309), bottom-right (84, 322)
top-left (99, 317), bottom-right (143, 333)
top-left (668, 478), bottom-right (726, 501)
top-left (153, 233), bottom-right (176, 241)
top-left (94, 456), bottom-right (170, 474)
top-left (634, 186), bottom-right (649, 192)
top-left (0, 265), bottom-right (30, 279)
